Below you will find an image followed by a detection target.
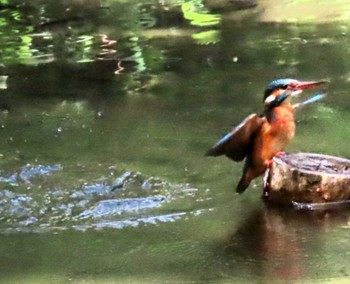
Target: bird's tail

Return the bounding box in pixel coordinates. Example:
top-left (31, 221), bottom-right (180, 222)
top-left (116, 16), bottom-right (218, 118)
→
top-left (236, 175), bottom-right (251, 193)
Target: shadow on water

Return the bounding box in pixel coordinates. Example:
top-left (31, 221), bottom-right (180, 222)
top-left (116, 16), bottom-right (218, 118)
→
top-left (213, 204), bottom-right (350, 282)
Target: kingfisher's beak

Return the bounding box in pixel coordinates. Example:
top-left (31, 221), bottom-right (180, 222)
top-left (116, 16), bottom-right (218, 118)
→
top-left (296, 80), bottom-right (328, 90)
top-left (291, 80), bottom-right (328, 97)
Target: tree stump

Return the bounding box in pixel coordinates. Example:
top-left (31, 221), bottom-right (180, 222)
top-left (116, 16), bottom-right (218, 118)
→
top-left (264, 153), bottom-right (350, 208)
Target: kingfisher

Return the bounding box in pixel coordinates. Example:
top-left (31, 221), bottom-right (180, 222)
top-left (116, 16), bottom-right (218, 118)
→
top-left (205, 79), bottom-right (326, 193)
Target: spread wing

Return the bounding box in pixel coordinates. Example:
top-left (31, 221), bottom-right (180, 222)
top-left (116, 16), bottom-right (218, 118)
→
top-left (205, 113), bottom-right (264, 161)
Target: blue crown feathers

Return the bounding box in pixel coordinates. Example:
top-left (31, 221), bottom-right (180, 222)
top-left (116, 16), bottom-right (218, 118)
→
top-left (266, 78), bottom-right (298, 90)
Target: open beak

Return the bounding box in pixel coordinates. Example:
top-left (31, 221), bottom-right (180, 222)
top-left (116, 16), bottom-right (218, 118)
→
top-left (296, 80), bottom-right (328, 90)
top-left (291, 80), bottom-right (327, 97)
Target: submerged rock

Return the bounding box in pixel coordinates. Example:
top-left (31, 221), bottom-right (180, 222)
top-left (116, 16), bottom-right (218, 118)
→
top-left (0, 192), bottom-right (38, 219)
top-left (78, 196), bottom-right (166, 219)
top-left (82, 183), bottom-right (111, 197)
top-left (0, 164), bottom-right (206, 233)
top-left (19, 164), bottom-right (62, 182)
top-left (0, 174), bottom-right (18, 186)
top-left (19, 216), bottom-right (38, 226)
top-left (0, 189), bottom-right (16, 198)
top-left (110, 171), bottom-right (132, 191)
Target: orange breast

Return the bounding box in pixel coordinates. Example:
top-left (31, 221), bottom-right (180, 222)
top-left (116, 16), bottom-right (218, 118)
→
top-left (252, 105), bottom-right (295, 168)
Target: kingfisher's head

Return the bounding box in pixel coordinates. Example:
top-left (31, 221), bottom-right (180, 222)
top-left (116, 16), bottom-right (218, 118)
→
top-left (263, 78), bottom-right (327, 101)
top-left (264, 92), bottom-right (290, 109)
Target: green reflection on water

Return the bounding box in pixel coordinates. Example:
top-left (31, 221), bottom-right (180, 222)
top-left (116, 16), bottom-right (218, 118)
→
top-left (181, 2), bottom-right (220, 27)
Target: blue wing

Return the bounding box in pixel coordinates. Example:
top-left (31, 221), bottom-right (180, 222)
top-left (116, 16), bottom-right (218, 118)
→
top-left (205, 113), bottom-right (264, 161)
top-left (212, 132), bottom-right (235, 148)
top-left (293, 93), bottom-right (327, 109)
top-left (301, 93), bottom-right (327, 105)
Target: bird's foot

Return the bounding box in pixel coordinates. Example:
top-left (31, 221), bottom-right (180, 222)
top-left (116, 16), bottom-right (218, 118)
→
top-left (263, 156), bottom-right (279, 199)
top-left (274, 151), bottom-right (285, 157)
top-left (263, 166), bottom-right (271, 200)
top-left (263, 152), bottom-right (285, 200)
top-left (264, 152), bottom-right (285, 167)
top-left (264, 159), bottom-right (274, 167)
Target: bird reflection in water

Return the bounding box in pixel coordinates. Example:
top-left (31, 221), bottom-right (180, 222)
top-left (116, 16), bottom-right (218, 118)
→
top-left (213, 205), bottom-right (350, 282)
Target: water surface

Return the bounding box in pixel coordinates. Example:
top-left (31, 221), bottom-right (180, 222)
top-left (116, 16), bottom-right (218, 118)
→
top-left (1, 0), bottom-right (350, 283)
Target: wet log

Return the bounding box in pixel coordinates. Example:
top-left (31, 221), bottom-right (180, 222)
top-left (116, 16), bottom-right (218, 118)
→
top-left (264, 153), bottom-right (350, 207)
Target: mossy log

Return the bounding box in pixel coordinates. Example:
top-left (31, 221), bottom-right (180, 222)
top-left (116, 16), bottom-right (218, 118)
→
top-left (264, 153), bottom-right (350, 207)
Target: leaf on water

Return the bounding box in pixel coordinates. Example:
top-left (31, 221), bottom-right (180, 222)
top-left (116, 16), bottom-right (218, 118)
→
top-left (181, 3), bottom-right (220, 27)
top-left (21, 35), bottom-right (32, 45)
top-left (192, 30), bottom-right (220, 45)
top-left (0, 75), bottom-right (8, 89)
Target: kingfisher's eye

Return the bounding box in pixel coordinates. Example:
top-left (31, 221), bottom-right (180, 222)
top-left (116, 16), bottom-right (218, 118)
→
top-left (288, 82), bottom-right (298, 88)
top-left (281, 84), bottom-right (288, 89)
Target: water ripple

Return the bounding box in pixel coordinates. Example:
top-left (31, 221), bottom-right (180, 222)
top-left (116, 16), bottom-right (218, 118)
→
top-left (0, 164), bottom-right (211, 234)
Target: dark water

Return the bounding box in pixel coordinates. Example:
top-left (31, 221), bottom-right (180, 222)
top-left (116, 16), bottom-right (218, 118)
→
top-left (1, 0), bottom-right (350, 283)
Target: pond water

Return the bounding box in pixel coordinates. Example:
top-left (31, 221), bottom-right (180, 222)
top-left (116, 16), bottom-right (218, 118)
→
top-left (1, 0), bottom-right (350, 283)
